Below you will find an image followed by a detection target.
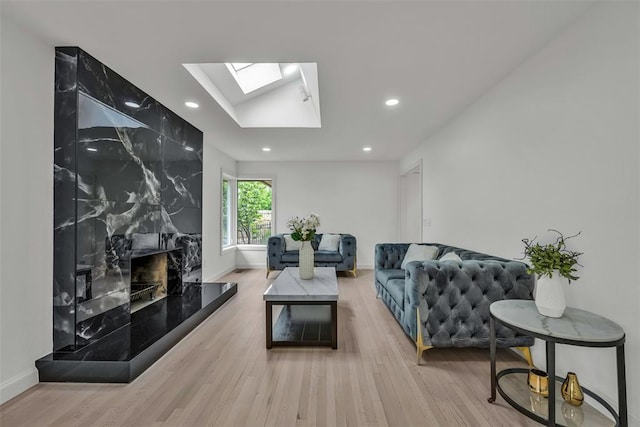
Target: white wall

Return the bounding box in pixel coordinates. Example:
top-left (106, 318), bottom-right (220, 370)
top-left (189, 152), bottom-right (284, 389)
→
top-left (400, 3), bottom-right (639, 424)
top-left (235, 80), bottom-right (320, 128)
top-left (202, 139), bottom-right (237, 281)
top-left (236, 161), bottom-right (399, 269)
top-left (0, 12), bottom-right (54, 404)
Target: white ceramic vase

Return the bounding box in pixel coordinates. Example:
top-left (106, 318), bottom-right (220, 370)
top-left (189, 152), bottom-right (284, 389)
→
top-left (299, 240), bottom-right (315, 279)
top-left (534, 273), bottom-right (567, 318)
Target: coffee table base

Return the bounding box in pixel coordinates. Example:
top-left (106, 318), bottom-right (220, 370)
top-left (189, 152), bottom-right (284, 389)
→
top-left (266, 301), bottom-right (337, 349)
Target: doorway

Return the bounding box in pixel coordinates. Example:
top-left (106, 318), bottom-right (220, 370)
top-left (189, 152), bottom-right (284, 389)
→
top-left (399, 162), bottom-right (423, 243)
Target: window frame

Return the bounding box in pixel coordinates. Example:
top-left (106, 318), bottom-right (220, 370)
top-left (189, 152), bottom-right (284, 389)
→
top-left (221, 172), bottom-right (275, 252)
top-left (220, 170), bottom-right (237, 254)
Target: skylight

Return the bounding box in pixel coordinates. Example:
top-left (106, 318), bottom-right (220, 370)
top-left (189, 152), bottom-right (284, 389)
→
top-left (225, 63), bottom-right (283, 94)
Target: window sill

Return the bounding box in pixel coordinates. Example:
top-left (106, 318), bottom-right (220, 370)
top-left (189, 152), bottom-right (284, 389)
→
top-left (221, 246), bottom-right (237, 255)
top-left (236, 245), bottom-right (267, 251)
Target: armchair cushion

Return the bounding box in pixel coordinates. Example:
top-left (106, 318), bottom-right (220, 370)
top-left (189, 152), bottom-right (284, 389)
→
top-left (319, 234), bottom-right (341, 251)
top-left (284, 235), bottom-right (302, 251)
top-left (314, 250), bottom-right (343, 263)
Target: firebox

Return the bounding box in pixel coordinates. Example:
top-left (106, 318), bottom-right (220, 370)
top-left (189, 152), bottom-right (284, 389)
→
top-left (130, 249), bottom-right (183, 313)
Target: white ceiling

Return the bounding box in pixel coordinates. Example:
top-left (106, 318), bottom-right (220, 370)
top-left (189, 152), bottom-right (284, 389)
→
top-left (3, 1), bottom-right (593, 161)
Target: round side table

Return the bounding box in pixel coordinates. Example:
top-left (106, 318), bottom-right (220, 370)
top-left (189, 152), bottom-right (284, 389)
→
top-left (488, 300), bottom-right (626, 426)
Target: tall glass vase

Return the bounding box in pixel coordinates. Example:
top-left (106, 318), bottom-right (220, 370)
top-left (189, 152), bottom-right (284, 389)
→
top-left (299, 240), bottom-right (315, 279)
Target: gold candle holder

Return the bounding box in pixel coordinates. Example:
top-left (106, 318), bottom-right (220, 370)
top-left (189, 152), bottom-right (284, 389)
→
top-left (527, 368), bottom-right (549, 397)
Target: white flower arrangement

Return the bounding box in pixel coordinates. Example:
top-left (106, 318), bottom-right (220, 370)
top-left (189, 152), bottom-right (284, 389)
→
top-left (286, 213), bottom-right (320, 241)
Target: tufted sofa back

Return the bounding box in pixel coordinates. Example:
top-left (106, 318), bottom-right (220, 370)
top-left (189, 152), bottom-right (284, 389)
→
top-left (375, 243), bottom-right (514, 270)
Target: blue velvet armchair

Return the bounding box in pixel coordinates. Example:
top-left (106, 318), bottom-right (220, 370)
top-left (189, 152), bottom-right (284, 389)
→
top-left (267, 233), bottom-right (357, 277)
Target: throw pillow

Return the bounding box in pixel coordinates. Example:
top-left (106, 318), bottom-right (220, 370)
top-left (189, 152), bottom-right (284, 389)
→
top-left (401, 244), bottom-right (439, 269)
top-left (318, 234), bottom-right (341, 252)
top-left (284, 234), bottom-right (303, 251)
top-left (439, 251), bottom-right (463, 262)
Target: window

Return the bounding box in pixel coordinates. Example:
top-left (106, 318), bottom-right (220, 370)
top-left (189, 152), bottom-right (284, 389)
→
top-left (221, 175), bottom-right (273, 249)
top-left (237, 180), bottom-right (272, 245)
top-left (221, 175), bottom-right (234, 248)
top-left (224, 63), bottom-right (283, 94)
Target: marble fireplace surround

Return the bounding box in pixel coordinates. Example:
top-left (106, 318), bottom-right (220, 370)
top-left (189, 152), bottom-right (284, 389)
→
top-left (41, 47), bottom-right (232, 383)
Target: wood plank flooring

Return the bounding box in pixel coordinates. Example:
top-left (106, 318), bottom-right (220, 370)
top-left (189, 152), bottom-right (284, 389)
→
top-left (0, 269), bottom-right (535, 426)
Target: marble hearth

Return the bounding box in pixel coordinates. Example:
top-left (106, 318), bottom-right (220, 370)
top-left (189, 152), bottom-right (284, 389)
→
top-left (37, 282), bottom-right (237, 383)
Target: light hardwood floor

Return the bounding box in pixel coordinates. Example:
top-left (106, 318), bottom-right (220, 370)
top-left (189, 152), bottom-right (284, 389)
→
top-left (0, 269), bottom-right (535, 426)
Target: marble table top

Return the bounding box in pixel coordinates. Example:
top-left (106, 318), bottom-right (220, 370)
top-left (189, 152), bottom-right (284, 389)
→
top-left (490, 300), bottom-right (625, 344)
top-left (264, 267), bottom-right (338, 302)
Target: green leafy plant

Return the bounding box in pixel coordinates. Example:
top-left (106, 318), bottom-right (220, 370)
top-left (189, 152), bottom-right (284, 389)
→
top-left (521, 229), bottom-right (583, 283)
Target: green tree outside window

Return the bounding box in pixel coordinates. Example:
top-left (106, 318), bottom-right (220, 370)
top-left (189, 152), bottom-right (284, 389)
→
top-left (237, 181), bottom-right (272, 244)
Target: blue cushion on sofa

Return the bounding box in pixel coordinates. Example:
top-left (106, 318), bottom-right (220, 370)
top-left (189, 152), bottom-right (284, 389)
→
top-left (281, 251), bottom-right (300, 263)
top-left (375, 269), bottom-right (405, 286)
top-left (385, 278), bottom-right (406, 309)
top-left (314, 251), bottom-right (343, 263)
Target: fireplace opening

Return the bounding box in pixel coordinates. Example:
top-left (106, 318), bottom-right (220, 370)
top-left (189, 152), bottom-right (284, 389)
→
top-left (130, 253), bottom-right (168, 313)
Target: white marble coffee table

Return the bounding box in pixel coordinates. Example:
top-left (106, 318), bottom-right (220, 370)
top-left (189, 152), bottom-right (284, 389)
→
top-left (263, 267), bottom-right (338, 349)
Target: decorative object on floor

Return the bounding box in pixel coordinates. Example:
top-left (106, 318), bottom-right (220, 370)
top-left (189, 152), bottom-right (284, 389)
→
top-left (521, 229), bottom-right (582, 318)
top-left (561, 372), bottom-right (585, 406)
top-left (527, 368), bottom-right (550, 397)
top-left (287, 213), bottom-right (320, 279)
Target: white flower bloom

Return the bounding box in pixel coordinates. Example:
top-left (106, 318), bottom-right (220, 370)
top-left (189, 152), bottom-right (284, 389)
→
top-left (287, 213), bottom-right (321, 241)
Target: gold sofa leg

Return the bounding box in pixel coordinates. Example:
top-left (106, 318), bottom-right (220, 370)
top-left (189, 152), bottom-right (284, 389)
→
top-left (516, 346), bottom-right (534, 366)
top-left (266, 268), bottom-right (271, 279)
top-left (416, 308), bottom-right (432, 365)
top-left (349, 256), bottom-right (357, 278)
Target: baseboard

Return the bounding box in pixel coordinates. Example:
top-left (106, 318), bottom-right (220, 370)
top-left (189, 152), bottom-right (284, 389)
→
top-left (208, 264), bottom-right (373, 278)
top-left (204, 265), bottom-right (237, 282)
top-left (0, 367), bottom-right (39, 404)
top-left (235, 263), bottom-right (266, 269)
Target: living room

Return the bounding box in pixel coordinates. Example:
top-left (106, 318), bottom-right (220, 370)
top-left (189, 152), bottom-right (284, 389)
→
top-left (0, 1), bottom-right (638, 426)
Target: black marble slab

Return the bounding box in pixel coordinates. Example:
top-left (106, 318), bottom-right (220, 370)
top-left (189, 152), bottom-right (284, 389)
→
top-left (37, 282), bottom-right (237, 383)
top-left (53, 47), bottom-right (203, 352)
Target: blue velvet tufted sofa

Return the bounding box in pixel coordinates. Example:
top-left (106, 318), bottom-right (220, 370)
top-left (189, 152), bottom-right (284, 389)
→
top-left (267, 233), bottom-right (357, 277)
top-left (375, 243), bottom-right (535, 364)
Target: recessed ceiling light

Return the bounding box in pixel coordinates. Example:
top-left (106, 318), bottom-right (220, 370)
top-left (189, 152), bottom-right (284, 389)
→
top-left (185, 101), bottom-right (199, 109)
top-left (86, 147), bottom-right (98, 152)
top-left (363, 146), bottom-right (372, 152)
top-left (283, 64), bottom-right (298, 76)
top-left (385, 98), bottom-right (399, 106)
top-left (124, 101), bottom-right (140, 108)
top-left (262, 147), bottom-right (271, 152)
top-left (184, 146), bottom-right (194, 152)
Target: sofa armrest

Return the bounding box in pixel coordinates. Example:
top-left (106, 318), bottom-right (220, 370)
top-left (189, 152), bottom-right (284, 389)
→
top-left (267, 234), bottom-right (286, 270)
top-left (339, 234), bottom-right (356, 257)
top-left (405, 260), bottom-right (534, 346)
